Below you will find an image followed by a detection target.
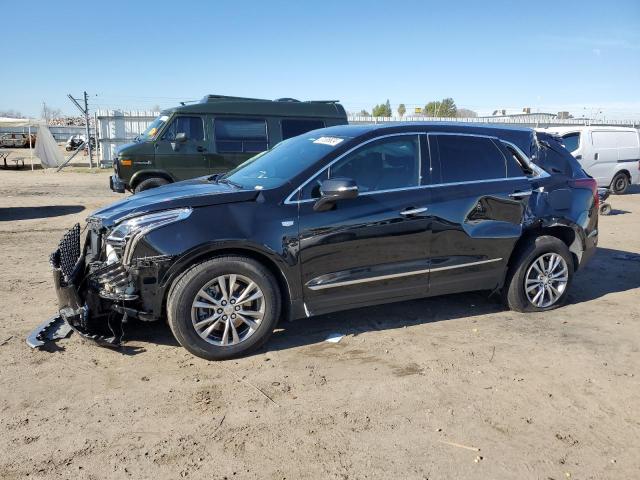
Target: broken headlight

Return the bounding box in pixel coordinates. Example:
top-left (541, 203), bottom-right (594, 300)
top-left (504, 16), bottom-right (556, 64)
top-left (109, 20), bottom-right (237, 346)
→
top-left (106, 208), bottom-right (192, 264)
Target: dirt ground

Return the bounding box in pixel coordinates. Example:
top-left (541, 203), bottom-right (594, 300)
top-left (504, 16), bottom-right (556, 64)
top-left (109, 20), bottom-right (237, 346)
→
top-left (0, 169), bottom-right (639, 480)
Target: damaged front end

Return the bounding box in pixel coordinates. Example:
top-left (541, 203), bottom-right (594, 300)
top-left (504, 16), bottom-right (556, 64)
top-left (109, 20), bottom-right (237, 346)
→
top-left (29, 208), bottom-right (191, 349)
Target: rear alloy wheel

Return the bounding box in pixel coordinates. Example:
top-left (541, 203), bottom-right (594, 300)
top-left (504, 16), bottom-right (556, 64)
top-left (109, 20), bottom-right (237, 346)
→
top-left (168, 256), bottom-right (281, 360)
top-left (610, 172), bottom-right (629, 195)
top-left (524, 253), bottom-right (569, 308)
top-left (503, 235), bottom-right (574, 312)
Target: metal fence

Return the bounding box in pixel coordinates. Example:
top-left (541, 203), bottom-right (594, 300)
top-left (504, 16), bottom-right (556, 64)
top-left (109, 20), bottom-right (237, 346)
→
top-left (0, 125), bottom-right (95, 142)
top-left (92, 110), bottom-right (640, 166)
top-left (96, 110), bottom-right (159, 163)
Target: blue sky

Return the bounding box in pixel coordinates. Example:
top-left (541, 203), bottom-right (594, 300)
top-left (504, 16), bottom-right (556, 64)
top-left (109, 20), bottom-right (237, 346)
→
top-left (2, 0), bottom-right (639, 119)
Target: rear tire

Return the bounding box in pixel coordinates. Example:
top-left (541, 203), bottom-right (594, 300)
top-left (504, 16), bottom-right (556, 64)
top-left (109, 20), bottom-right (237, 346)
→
top-left (610, 172), bottom-right (629, 195)
top-left (502, 235), bottom-right (574, 313)
top-left (167, 256), bottom-right (281, 360)
top-left (134, 176), bottom-right (170, 193)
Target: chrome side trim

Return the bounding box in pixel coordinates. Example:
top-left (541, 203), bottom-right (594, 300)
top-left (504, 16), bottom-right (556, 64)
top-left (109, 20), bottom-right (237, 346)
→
top-left (290, 177), bottom-right (529, 204)
top-left (430, 257), bottom-right (502, 272)
top-left (306, 258), bottom-right (503, 290)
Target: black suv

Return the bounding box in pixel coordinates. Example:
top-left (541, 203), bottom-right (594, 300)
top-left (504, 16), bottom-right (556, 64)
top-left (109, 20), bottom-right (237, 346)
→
top-left (45, 123), bottom-right (598, 360)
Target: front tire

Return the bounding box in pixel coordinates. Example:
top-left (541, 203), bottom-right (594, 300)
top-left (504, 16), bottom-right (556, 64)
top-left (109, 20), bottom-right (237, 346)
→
top-left (167, 256), bottom-right (281, 360)
top-left (610, 172), bottom-right (629, 195)
top-left (503, 236), bottom-right (574, 313)
top-left (134, 177), bottom-right (169, 193)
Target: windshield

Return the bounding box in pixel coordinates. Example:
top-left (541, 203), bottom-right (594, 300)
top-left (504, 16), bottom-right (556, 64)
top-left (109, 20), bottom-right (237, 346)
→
top-left (220, 133), bottom-right (349, 190)
top-left (139, 114), bottom-right (169, 140)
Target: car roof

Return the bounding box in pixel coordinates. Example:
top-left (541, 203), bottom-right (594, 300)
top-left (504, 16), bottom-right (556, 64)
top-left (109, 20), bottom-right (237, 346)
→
top-left (318, 122), bottom-right (537, 153)
top-left (162, 95), bottom-right (347, 119)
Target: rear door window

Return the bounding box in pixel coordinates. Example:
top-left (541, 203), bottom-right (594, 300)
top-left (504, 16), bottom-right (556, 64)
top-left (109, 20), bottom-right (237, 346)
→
top-left (161, 116), bottom-right (204, 141)
top-left (281, 119), bottom-right (325, 140)
top-left (214, 118), bottom-right (268, 153)
top-left (561, 133), bottom-right (580, 152)
top-left (430, 134), bottom-right (506, 184)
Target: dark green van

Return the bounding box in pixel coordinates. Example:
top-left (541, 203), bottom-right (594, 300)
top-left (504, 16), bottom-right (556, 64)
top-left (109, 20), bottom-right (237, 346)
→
top-left (109, 95), bottom-right (348, 193)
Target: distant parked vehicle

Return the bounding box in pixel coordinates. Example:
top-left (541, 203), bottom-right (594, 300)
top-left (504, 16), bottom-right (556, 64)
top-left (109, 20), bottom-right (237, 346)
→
top-left (109, 94), bottom-right (348, 194)
top-left (0, 133), bottom-right (31, 148)
top-left (541, 126), bottom-right (640, 194)
top-left (65, 135), bottom-right (95, 152)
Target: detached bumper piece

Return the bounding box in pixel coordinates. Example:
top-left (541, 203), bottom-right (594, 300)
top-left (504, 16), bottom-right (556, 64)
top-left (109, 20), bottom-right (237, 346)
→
top-left (26, 315), bottom-right (72, 348)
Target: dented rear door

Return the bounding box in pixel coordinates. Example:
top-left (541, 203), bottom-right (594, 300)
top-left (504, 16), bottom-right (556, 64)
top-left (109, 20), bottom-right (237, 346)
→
top-left (425, 133), bottom-right (530, 296)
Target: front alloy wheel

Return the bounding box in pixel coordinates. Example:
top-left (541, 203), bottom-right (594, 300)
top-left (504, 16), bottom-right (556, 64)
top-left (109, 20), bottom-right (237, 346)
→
top-left (524, 253), bottom-right (568, 308)
top-left (191, 274), bottom-right (265, 346)
top-left (168, 256), bottom-right (281, 360)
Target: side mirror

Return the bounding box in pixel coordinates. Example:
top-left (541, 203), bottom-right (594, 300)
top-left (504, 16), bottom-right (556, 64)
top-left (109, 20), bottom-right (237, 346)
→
top-left (313, 177), bottom-right (358, 212)
top-left (171, 132), bottom-right (188, 151)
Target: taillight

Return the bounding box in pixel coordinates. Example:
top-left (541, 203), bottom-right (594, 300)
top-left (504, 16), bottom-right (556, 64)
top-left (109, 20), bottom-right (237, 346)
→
top-left (572, 178), bottom-right (598, 210)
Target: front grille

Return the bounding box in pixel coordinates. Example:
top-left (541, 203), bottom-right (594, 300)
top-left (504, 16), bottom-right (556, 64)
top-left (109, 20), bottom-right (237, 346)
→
top-left (50, 223), bottom-right (81, 282)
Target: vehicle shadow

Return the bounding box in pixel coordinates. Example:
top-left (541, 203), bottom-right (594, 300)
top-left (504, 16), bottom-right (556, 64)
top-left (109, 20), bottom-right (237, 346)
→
top-left (623, 184), bottom-right (640, 196)
top-left (0, 205), bottom-right (85, 221)
top-left (112, 246), bottom-right (640, 357)
top-left (265, 246), bottom-right (640, 355)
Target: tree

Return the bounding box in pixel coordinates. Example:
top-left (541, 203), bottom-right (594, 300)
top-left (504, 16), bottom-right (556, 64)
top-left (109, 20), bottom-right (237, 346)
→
top-left (397, 103), bottom-right (406, 118)
top-left (41, 104), bottom-right (62, 123)
top-left (372, 99), bottom-right (392, 117)
top-left (0, 109), bottom-right (23, 118)
top-left (456, 108), bottom-right (478, 118)
top-left (424, 97), bottom-right (457, 117)
top-left (358, 109), bottom-right (371, 117)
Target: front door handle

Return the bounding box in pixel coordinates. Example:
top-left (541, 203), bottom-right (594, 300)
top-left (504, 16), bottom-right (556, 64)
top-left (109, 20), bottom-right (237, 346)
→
top-left (197, 146), bottom-right (207, 152)
top-left (508, 190), bottom-right (533, 198)
top-left (400, 207), bottom-right (428, 216)
top-left (594, 153), bottom-right (599, 160)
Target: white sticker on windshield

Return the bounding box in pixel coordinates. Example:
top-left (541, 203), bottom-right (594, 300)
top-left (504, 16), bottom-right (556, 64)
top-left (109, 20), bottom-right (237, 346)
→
top-left (313, 136), bottom-right (344, 146)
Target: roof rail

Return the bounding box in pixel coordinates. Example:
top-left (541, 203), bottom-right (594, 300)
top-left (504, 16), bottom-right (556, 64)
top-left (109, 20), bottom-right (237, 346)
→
top-left (200, 94), bottom-right (341, 104)
top-left (200, 94), bottom-right (270, 103)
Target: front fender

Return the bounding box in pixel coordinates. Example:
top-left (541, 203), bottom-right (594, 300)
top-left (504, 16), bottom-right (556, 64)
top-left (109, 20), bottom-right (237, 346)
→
top-left (130, 169), bottom-right (177, 187)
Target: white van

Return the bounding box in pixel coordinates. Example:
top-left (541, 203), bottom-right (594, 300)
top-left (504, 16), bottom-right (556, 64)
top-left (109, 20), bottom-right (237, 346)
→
top-left (540, 126), bottom-right (640, 194)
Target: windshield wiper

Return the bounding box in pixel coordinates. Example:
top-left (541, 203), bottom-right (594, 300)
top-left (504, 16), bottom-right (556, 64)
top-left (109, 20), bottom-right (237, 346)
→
top-left (216, 177), bottom-right (243, 189)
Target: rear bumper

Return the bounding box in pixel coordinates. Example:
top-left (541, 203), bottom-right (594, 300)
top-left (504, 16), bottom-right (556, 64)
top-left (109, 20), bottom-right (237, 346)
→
top-left (110, 174), bottom-right (127, 193)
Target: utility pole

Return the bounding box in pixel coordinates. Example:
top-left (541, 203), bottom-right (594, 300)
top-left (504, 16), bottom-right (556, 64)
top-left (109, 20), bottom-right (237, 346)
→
top-left (67, 92), bottom-right (94, 168)
top-left (83, 91), bottom-right (93, 168)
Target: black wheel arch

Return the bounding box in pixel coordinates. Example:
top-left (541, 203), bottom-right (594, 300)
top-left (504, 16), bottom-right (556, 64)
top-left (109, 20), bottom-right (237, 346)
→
top-left (130, 170), bottom-right (175, 190)
top-left (507, 222), bottom-right (584, 278)
top-left (158, 242), bottom-right (297, 324)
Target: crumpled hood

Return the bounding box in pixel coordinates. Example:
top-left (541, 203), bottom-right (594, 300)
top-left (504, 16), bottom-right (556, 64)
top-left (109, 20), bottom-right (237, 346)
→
top-left (90, 177), bottom-right (259, 228)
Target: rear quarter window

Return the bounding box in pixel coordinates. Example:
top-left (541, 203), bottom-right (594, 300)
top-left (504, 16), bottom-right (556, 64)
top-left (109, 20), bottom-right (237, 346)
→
top-left (561, 133), bottom-right (580, 152)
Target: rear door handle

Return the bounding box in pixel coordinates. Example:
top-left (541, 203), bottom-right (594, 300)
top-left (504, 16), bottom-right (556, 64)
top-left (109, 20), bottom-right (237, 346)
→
top-left (197, 146), bottom-right (207, 152)
top-left (509, 190), bottom-right (533, 198)
top-left (400, 207), bottom-right (428, 216)
top-left (594, 153), bottom-right (599, 160)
